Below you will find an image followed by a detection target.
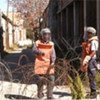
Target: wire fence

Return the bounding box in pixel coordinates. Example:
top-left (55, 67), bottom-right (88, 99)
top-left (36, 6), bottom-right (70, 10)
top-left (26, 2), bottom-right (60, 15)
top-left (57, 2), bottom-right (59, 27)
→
top-left (0, 37), bottom-right (100, 99)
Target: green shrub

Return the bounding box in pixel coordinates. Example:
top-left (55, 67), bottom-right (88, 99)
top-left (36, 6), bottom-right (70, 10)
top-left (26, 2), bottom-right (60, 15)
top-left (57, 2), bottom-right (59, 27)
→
top-left (96, 71), bottom-right (100, 89)
top-left (67, 72), bottom-right (86, 99)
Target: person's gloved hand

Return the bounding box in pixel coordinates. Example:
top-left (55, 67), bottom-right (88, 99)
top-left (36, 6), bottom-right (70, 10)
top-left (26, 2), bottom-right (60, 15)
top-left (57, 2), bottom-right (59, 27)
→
top-left (83, 55), bottom-right (91, 66)
top-left (40, 52), bottom-right (45, 56)
top-left (37, 51), bottom-right (45, 56)
top-left (51, 63), bottom-right (54, 66)
top-left (97, 63), bottom-right (100, 70)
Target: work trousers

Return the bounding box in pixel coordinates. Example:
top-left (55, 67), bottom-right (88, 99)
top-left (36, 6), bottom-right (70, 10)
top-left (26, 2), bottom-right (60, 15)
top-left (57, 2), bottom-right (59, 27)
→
top-left (88, 58), bottom-right (97, 93)
top-left (35, 74), bottom-right (55, 98)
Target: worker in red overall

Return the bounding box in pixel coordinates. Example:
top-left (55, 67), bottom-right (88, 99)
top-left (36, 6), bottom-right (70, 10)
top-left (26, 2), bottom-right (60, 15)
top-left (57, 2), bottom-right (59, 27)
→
top-left (33, 28), bottom-right (56, 99)
top-left (81, 27), bottom-right (99, 99)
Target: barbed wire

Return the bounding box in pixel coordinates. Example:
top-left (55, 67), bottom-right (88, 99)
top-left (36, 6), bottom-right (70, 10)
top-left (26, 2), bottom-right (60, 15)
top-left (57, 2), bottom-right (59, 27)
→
top-left (0, 47), bottom-right (100, 99)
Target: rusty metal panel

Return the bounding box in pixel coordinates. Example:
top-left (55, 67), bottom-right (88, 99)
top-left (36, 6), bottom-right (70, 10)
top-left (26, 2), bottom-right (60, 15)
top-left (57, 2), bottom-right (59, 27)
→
top-left (58, 0), bottom-right (74, 13)
top-left (62, 0), bottom-right (74, 6)
top-left (97, 0), bottom-right (100, 58)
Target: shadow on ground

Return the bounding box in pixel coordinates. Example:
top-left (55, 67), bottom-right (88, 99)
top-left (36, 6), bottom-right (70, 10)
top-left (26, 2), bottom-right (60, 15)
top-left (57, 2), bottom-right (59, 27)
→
top-left (53, 91), bottom-right (72, 97)
top-left (4, 48), bottom-right (35, 64)
top-left (5, 94), bottom-right (35, 99)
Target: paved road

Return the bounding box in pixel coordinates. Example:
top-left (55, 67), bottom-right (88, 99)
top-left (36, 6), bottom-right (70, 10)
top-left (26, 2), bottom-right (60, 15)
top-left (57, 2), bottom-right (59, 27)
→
top-left (4, 48), bottom-right (34, 65)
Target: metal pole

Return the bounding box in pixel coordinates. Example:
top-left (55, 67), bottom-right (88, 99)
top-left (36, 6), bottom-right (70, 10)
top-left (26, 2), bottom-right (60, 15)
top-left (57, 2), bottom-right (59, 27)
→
top-left (12, 7), bottom-right (14, 45)
top-left (6, 0), bottom-right (9, 49)
top-left (83, 0), bottom-right (87, 41)
top-left (73, 1), bottom-right (76, 46)
top-left (0, 9), bottom-right (2, 28)
top-left (0, 10), bottom-right (2, 60)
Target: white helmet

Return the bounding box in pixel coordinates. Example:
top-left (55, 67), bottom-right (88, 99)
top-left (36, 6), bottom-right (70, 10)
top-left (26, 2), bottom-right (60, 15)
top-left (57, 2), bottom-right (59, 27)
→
top-left (86, 27), bottom-right (96, 35)
top-left (40, 28), bottom-right (51, 35)
top-left (40, 28), bottom-right (51, 42)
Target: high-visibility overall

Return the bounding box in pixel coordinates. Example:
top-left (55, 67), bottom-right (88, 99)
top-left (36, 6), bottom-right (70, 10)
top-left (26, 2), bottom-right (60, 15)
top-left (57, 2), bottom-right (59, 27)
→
top-left (34, 40), bottom-right (54, 75)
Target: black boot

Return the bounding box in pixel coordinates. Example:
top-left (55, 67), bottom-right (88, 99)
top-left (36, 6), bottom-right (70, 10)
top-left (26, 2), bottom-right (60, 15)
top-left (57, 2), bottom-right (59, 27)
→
top-left (47, 81), bottom-right (54, 99)
top-left (90, 89), bottom-right (97, 99)
top-left (86, 90), bottom-right (97, 99)
top-left (38, 92), bottom-right (44, 99)
top-left (37, 80), bottom-right (44, 98)
top-left (90, 92), bottom-right (97, 99)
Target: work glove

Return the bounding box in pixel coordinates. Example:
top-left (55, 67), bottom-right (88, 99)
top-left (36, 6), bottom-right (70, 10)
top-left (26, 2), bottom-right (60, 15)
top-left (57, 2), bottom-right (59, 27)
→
top-left (50, 63), bottom-right (55, 69)
top-left (83, 55), bottom-right (91, 66)
top-left (51, 63), bottom-right (54, 66)
top-left (37, 51), bottom-right (45, 56)
top-left (97, 63), bottom-right (100, 70)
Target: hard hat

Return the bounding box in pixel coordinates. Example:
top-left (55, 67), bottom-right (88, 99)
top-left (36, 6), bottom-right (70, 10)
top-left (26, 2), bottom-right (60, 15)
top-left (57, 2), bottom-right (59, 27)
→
top-left (40, 28), bottom-right (51, 35)
top-left (86, 27), bottom-right (96, 35)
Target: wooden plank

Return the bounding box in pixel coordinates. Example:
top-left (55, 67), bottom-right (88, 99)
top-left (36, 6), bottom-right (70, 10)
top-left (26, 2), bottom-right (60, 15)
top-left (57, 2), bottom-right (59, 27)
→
top-left (2, 13), bottom-right (16, 26)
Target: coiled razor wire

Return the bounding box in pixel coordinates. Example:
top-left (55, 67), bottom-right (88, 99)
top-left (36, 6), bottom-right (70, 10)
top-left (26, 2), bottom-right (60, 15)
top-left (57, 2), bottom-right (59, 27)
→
top-left (0, 52), bottom-right (99, 99)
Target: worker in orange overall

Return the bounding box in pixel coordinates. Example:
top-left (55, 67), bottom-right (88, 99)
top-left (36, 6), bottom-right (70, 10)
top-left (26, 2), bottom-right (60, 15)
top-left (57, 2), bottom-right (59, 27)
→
top-left (81, 27), bottom-right (99, 99)
top-left (33, 28), bottom-right (56, 99)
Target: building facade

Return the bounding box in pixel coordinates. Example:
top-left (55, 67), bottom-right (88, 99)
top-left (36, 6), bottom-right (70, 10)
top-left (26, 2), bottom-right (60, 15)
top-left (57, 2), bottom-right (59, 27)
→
top-left (0, 11), bottom-right (26, 50)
